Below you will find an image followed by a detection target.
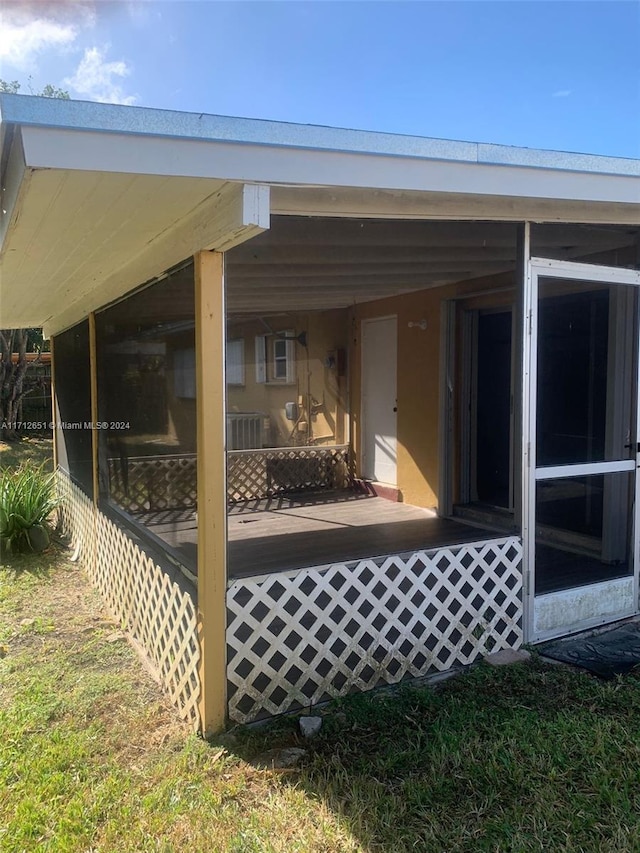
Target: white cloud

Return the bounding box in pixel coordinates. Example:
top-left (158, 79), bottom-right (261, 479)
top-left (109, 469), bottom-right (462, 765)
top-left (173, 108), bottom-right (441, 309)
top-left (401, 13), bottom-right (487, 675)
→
top-left (64, 46), bottom-right (137, 105)
top-left (552, 90), bottom-right (572, 98)
top-left (0, 17), bottom-right (78, 71)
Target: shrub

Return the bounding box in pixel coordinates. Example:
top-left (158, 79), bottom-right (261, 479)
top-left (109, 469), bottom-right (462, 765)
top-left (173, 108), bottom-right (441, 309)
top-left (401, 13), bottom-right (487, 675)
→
top-left (0, 462), bottom-right (58, 554)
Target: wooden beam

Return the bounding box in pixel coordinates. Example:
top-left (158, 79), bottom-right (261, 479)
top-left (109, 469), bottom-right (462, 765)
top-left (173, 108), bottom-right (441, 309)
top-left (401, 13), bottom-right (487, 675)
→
top-left (195, 250), bottom-right (227, 734)
top-left (88, 313), bottom-right (99, 505)
top-left (228, 245), bottom-right (520, 265)
top-left (246, 217), bottom-right (520, 247)
top-left (234, 215), bottom-right (636, 249)
top-left (227, 298), bottom-right (423, 313)
top-left (227, 272), bottom-right (496, 288)
top-left (227, 260), bottom-right (511, 278)
top-left (270, 186), bottom-right (640, 226)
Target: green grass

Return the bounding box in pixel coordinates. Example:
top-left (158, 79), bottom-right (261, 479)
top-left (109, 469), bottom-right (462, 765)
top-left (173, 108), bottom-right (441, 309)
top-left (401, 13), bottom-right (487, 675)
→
top-left (4, 554), bottom-right (640, 852)
top-left (3, 437), bottom-right (640, 850)
top-left (0, 549), bottom-right (360, 853)
top-left (0, 437), bottom-right (53, 473)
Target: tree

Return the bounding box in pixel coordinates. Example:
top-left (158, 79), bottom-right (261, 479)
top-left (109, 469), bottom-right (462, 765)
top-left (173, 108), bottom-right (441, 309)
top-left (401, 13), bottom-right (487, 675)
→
top-left (0, 78), bottom-right (69, 98)
top-left (0, 80), bottom-right (68, 440)
top-left (39, 83), bottom-right (70, 100)
top-left (0, 330), bottom-right (49, 441)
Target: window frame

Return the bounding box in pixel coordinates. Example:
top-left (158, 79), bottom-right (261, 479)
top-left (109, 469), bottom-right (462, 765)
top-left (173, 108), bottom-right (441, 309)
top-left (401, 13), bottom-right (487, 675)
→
top-left (255, 330), bottom-right (296, 385)
top-left (173, 347), bottom-right (196, 399)
top-left (226, 338), bottom-right (245, 386)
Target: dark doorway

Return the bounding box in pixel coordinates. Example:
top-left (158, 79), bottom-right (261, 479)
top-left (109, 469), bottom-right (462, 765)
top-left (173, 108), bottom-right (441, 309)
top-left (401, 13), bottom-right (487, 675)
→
top-left (476, 311), bottom-right (512, 507)
top-left (536, 289), bottom-right (609, 467)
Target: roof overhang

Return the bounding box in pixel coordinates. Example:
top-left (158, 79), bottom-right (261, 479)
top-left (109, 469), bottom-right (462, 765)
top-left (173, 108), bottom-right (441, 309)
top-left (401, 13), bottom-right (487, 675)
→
top-left (1, 93), bottom-right (638, 334)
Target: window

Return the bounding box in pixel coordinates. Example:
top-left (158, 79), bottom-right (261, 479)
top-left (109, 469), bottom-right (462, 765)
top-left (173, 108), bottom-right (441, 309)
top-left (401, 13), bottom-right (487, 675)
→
top-left (255, 330), bottom-right (295, 384)
top-left (226, 339), bottom-right (245, 385)
top-left (255, 335), bottom-right (267, 384)
top-left (174, 347), bottom-right (196, 398)
top-left (273, 337), bottom-right (288, 380)
top-left (95, 261), bottom-right (197, 564)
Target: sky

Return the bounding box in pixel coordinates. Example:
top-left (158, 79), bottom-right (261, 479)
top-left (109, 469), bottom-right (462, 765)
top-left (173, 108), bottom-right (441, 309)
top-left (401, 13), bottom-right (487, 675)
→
top-left (0, 0), bottom-right (639, 158)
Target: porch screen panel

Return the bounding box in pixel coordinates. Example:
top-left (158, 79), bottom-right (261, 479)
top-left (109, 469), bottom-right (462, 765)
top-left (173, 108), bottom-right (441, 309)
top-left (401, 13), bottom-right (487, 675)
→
top-left (224, 309), bottom-right (350, 511)
top-left (531, 223), bottom-right (640, 269)
top-left (95, 262), bottom-right (196, 566)
top-left (535, 472), bottom-right (633, 595)
top-left (536, 280), bottom-right (636, 468)
top-left (534, 276), bottom-right (638, 596)
top-left (53, 320), bottom-right (93, 498)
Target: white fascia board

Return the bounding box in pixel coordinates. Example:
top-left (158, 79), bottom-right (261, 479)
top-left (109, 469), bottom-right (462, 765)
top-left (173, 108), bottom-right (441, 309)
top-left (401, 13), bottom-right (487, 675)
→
top-left (0, 93), bottom-right (479, 163)
top-left (3, 93), bottom-right (639, 176)
top-left (20, 125), bottom-right (640, 207)
top-left (478, 143), bottom-right (640, 176)
top-left (0, 130), bottom-right (27, 252)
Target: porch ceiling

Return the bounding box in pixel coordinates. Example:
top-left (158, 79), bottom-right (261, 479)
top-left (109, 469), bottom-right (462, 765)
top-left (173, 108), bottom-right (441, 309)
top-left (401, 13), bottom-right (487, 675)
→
top-left (0, 167), bottom-right (226, 329)
top-left (226, 217), bottom-right (640, 314)
top-left (0, 170), bottom-right (228, 326)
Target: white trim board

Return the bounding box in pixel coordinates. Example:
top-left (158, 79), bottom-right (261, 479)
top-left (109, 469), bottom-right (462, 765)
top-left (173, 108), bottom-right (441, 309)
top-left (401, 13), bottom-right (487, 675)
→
top-left (18, 124), bottom-right (640, 206)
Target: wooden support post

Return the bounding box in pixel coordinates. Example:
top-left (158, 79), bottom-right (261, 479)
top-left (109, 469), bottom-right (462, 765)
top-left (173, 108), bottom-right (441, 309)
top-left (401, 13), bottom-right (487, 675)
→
top-left (195, 250), bottom-right (227, 734)
top-left (88, 313), bottom-right (100, 507)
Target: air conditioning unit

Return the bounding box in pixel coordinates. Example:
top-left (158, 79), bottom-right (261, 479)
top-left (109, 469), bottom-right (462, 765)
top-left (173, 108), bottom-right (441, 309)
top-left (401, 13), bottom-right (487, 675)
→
top-left (226, 412), bottom-right (269, 450)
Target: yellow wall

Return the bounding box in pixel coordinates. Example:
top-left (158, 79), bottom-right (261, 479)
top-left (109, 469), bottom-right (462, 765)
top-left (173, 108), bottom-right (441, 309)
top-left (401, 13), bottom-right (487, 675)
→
top-left (166, 273), bottom-right (518, 509)
top-left (226, 309), bottom-right (349, 447)
top-left (350, 272), bottom-right (515, 509)
top-left (166, 330), bottom-right (197, 453)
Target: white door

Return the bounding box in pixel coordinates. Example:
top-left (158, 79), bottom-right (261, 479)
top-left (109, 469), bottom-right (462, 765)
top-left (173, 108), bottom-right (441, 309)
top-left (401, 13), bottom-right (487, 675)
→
top-left (524, 258), bottom-right (640, 641)
top-left (362, 316), bottom-right (397, 485)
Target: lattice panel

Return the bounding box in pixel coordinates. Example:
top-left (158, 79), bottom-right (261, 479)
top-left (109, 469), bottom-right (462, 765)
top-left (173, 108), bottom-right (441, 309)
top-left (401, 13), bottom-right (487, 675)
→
top-left (56, 472), bottom-right (94, 565)
top-left (227, 445), bottom-right (350, 503)
top-left (107, 446), bottom-right (350, 514)
top-left (108, 454), bottom-right (197, 514)
top-left (227, 537), bottom-right (523, 723)
top-left (56, 471), bottom-right (201, 730)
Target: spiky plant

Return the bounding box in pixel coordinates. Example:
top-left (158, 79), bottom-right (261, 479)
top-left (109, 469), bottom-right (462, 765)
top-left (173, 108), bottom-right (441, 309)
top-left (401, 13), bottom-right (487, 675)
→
top-left (0, 462), bottom-right (58, 554)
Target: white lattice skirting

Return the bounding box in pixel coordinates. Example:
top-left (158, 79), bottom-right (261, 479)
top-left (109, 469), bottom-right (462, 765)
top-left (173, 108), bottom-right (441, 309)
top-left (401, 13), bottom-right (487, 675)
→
top-left (56, 471), bottom-right (201, 731)
top-left (227, 537), bottom-right (523, 723)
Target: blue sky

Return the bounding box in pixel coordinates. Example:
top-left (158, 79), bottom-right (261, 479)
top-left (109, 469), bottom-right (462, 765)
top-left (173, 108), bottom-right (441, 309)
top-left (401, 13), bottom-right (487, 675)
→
top-left (1, 1), bottom-right (639, 157)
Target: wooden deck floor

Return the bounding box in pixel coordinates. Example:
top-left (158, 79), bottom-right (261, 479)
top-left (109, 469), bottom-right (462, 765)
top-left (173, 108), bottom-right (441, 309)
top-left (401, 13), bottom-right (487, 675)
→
top-left (141, 491), bottom-right (498, 579)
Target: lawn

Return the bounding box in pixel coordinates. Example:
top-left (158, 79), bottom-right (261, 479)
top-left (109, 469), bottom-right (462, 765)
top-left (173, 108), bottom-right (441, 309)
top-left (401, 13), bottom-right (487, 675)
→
top-left (3, 544), bottom-right (640, 852)
top-left (2, 438), bottom-right (640, 851)
top-left (0, 436), bottom-right (53, 472)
